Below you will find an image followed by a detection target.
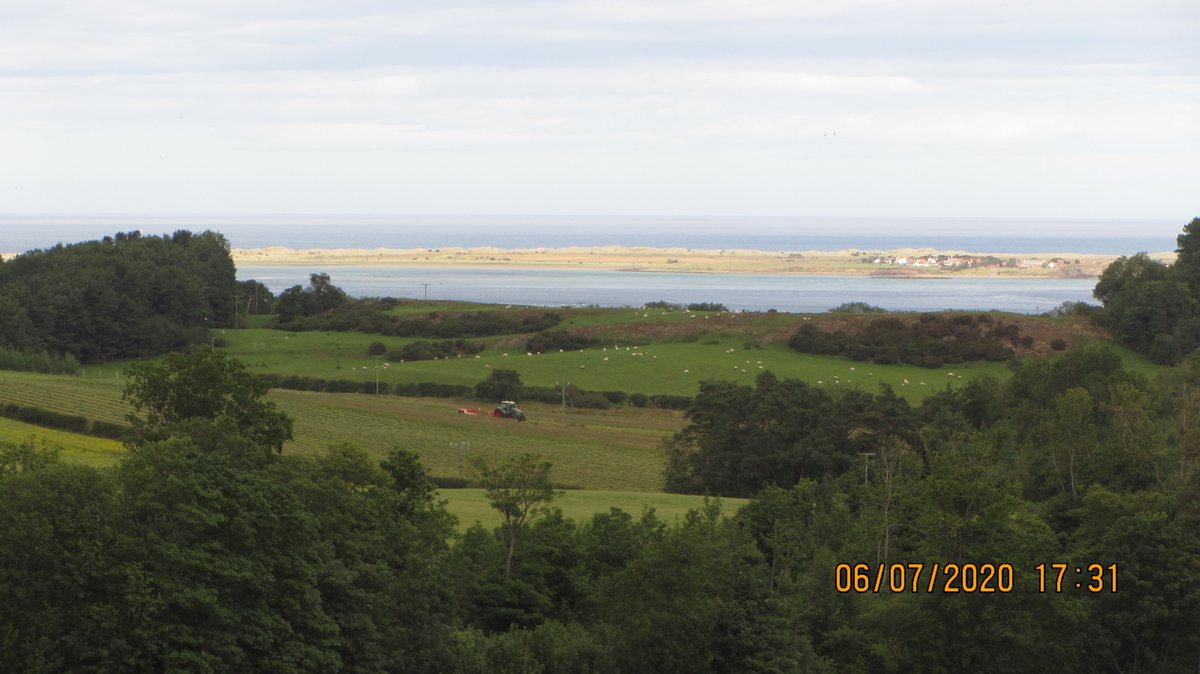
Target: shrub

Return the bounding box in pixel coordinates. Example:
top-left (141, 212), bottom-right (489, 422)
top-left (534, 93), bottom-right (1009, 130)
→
top-left (629, 393), bottom-right (649, 408)
top-left (526, 330), bottom-right (598, 354)
top-left (1050, 338), bottom-right (1068, 351)
top-left (828, 301), bottom-right (887, 314)
top-left (368, 341), bottom-right (387, 356)
top-left (0, 347), bottom-right (82, 375)
top-left (686, 302), bottom-right (728, 312)
top-left (650, 394), bottom-right (692, 410)
top-left (476, 369), bottom-right (524, 402)
top-left (645, 300), bottom-right (683, 310)
top-left (600, 390), bottom-right (628, 405)
top-left (90, 420), bottom-right (128, 439)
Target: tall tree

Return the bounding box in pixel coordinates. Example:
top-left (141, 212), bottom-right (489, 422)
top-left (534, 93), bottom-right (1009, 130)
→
top-left (470, 453), bottom-right (561, 579)
top-left (123, 346), bottom-right (293, 454)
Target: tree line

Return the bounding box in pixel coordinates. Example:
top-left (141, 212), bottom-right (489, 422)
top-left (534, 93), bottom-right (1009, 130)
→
top-left (2, 345), bottom-right (1196, 672)
top-left (0, 230), bottom-right (238, 362)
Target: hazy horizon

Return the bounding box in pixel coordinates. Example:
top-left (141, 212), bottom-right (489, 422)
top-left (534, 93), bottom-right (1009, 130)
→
top-left (2, 1), bottom-right (1195, 218)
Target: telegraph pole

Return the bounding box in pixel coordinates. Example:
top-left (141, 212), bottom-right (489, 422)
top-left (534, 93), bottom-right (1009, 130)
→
top-left (421, 283), bottom-right (431, 301)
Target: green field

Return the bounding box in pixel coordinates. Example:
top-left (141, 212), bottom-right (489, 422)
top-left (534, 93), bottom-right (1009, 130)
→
top-left (219, 325), bottom-right (1016, 403)
top-left (0, 416), bottom-right (125, 468)
top-left (0, 305), bottom-right (1164, 502)
top-left (440, 488), bottom-right (748, 531)
top-left (0, 371), bottom-right (677, 491)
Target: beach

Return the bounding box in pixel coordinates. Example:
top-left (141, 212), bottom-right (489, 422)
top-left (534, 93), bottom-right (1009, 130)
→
top-left (231, 245), bottom-right (1172, 278)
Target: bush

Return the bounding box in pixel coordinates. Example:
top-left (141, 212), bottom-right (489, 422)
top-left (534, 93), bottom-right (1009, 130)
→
top-left (686, 302), bottom-right (728, 312)
top-left (367, 341), bottom-right (387, 356)
top-left (790, 314), bottom-right (1028, 367)
top-left (828, 302), bottom-right (887, 314)
top-left (0, 404), bottom-right (88, 433)
top-left (476, 369), bottom-right (524, 402)
top-left (644, 301), bottom-right (683, 310)
top-left (90, 420), bottom-right (128, 440)
top-left (0, 347), bottom-right (81, 375)
top-left (650, 394), bottom-right (692, 410)
top-left (1050, 338), bottom-right (1068, 351)
top-left (629, 393), bottom-right (649, 408)
top-left (600, 390), bottom-right (628, 405)
top-left (526, 330), bottom-right (598, 354)
top-left (388, 339), bottom-right (484, 362)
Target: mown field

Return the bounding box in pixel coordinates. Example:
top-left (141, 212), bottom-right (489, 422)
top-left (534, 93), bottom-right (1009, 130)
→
top-left (0, 405), bottom-right (738, 524)
top-left (0, 371), bottom-right (676, 491)
top-left (0, 416), bottom-right (126, 468)
top-left (4, 305), bottom-right (1162, 501)
top-left (217, 325), bottom-right (1014, 403)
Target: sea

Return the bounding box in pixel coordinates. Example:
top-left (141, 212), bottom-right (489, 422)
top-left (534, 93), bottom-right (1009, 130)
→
top-left (0, 215), bottom-right (1182, 314)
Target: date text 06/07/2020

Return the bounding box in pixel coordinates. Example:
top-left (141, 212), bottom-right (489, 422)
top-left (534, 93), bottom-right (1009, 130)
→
top-left (834, 562), bottom-right (1119, 594)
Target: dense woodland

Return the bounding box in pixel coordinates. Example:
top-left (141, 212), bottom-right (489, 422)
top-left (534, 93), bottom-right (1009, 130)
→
top-left (0, 230), bottom-right (237, 362)
top-left (1, 221), bottom-right (1199, 671)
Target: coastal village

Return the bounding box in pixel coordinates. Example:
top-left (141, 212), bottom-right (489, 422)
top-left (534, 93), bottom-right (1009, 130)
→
top-left (865, 253), bottom-right (1075, 271)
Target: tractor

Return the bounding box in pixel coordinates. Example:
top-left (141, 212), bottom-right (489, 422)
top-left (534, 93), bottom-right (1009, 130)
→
top-left (493, 400), bottom-right (526, 421)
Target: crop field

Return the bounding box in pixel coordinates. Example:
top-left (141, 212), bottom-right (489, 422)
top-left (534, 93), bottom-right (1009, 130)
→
top-left (0, 417), bottom-right (124, 468)
top-left (0, 371), bottom-right (677, 492)
top-left (441, 488), bottom-right (748, 531)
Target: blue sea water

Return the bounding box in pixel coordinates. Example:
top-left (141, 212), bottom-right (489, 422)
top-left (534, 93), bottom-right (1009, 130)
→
top-left (0, 214), bottom-right (1169, 313)
top-left (239, 265), bottom-right (1097, 315)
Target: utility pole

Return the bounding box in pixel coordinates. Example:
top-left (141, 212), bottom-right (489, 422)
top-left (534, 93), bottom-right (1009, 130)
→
top-left (233, 293), bottom-right (242, 328)
top-left (421, 283), bottom-right (431, 301)
top-left (557, 380), bottom-right (569, 420)
top-left (374, 354), bottom-right (382, 395)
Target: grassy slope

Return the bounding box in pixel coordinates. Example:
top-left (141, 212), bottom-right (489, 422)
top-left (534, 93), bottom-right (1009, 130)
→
top-left (0, 306), bottom-right (1164, 495)
top-left (441, 488), bottom-right (747, 531)
top-left (220, 325), bottom-right (1013, 403)
top-left (0, 371), bottom-right (675, 491)
top-left (0, 416), bottom-right (125, 467)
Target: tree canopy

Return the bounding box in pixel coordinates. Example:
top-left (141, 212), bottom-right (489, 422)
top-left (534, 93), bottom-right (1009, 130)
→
top-left (0, 230), bottom-right (237, 361)
top-left (123, 345), bottom-right (293, 453)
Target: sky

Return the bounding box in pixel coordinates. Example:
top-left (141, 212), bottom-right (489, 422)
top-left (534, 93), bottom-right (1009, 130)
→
top-left (1, 0), bottom-right (1197, 221)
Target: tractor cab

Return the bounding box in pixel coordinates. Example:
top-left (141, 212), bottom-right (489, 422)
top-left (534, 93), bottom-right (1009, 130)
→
top-left (493, 400), bottom-right (526, 421)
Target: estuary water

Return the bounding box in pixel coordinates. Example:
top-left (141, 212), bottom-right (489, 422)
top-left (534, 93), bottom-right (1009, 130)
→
top-left (237, 265), bottom-right (1097, 314)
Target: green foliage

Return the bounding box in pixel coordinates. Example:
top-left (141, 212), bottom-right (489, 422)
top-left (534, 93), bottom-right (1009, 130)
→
top-left (0, 229), bottom-right (236, 361)
top-left (476, 368), bottom-right (526, 402)
top-left (1092, 219), bottom-right (1200, 364)
top-left (236, 279), bottom-right (276, 315)
top-left (789, 313), bottom-right (1020, 367)
top-left (123, 346), bottom-right (293, 453)
top-left (827, 301), bottom-right (887, 313)
top-left (666, 372), bottom-right (918, 496)
top-left (273, 272), bottom-right (349, 324)
top-left (276, 295), bottom-right (563, 338)
top-left (686, 302), bottom-right (728, 312)
top-left (0, 346), bottom-right (81, 374)
top-left (470, 453), bottom-right (562, 579)
top-left (525, 330), bottom-right (599, 354)
top-left (644, 300), bottom-right (683, 310)
top-left (389, 338), bottom-right (485, 361)
top-left (1041, 300), bottom-right (1098, 318)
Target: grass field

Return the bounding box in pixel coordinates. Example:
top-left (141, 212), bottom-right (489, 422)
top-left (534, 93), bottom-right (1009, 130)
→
top-left (0, 371), bottom-right (677, 491)
top-left (219, 325), bottom-right (1016, 403)
top-left (0, 305), bottom-right (1164, 499)
top-left (0, 416), bottom-right (124, 467)
top-left (441, 488), bottom-right (748, 531)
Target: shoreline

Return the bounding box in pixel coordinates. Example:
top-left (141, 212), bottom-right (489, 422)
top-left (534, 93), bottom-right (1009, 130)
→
top-left (231, 245), bottom-right (1175, 278)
